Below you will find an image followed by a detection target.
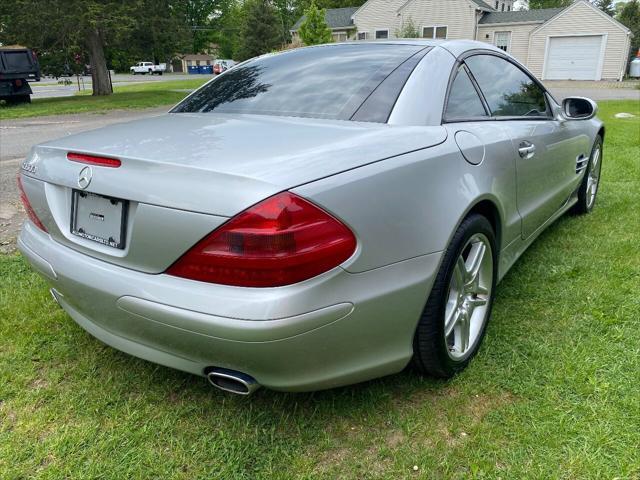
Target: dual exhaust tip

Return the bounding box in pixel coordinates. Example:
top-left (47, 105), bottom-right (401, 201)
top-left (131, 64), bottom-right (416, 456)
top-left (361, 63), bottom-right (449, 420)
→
top-left (206, 367), bottom-right (260, 396)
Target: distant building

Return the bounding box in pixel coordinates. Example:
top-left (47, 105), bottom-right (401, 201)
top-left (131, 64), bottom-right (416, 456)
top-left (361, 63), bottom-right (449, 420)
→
top-left (173, 54), bottom-right (216, 74)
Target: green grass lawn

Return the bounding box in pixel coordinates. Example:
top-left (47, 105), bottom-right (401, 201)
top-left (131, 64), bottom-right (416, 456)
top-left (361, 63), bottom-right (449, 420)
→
top-left (0, 79), bottom-right (208, 120)
top-left (0, 100), bottom-right (638, 479)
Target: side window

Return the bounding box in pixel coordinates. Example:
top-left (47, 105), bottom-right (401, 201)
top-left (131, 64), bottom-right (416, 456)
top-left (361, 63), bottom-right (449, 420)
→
top-left (465, 55), bottom-right (550, 118)
top-left (444, 66), bottom-right (488, 120)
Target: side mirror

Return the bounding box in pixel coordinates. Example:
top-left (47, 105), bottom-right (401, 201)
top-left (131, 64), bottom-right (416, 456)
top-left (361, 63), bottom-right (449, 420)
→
top-left (562, 97), bottom-right (598, 120)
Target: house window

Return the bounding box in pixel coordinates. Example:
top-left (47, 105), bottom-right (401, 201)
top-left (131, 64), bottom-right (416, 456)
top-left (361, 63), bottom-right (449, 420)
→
top-left (357, 32), bottom-right (368, 40)
top-left (422, 25), bottom-right (447, 39)
top-left (375, 29), bottom-right (389, 39)
top-left (501, 3), bottom-right (505, 11)
top-left (494, 31), bottom-right (511, 52)
top-left (186, 60), bottom-right (192, 66)
top-left (495, 1), bottom-right (499, 8)
top-left (334, 32), bottom-right (347, 42)
top-left (507, 5), bottom-right (511, 10)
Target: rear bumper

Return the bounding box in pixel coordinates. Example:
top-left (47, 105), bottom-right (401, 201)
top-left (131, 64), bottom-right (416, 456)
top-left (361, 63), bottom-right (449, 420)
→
top-left (18, 222), bottom-right (441, 391)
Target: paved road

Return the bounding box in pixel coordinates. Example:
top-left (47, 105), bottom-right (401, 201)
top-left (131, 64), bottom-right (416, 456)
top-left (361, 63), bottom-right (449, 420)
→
top-left (547, 87), bottom-right (640, 101)
top-left (31, 73), bottom-right (210, 99)
top-left (0, 107), bottom-right (168, 252)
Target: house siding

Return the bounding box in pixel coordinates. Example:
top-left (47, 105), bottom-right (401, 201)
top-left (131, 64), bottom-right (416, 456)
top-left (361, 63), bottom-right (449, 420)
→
top-left (476, 23), bottom-right (539, 64)
top-left (352, 0), bottom-right (406, 38)
top-left (400, 0), bottom-right (478, 39)
top-left (528, 1), bottom-right (630, 80)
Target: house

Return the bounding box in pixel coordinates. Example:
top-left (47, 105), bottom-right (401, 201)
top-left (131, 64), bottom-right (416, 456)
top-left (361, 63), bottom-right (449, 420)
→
top-left (476, 1), bottom-right (632, 80)
top-left (293, 0), bottom-right (632, 81)
top-left (172, 54), bottom-right (216, 74)
top-left (291, 6), bottom-right (359, 43)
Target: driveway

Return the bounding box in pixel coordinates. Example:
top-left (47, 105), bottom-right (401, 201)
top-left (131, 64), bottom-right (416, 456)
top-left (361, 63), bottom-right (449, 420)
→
top-left (543, 80), bottom-right (640, 101)
top-left (0, 107), bottom-right (168, 252)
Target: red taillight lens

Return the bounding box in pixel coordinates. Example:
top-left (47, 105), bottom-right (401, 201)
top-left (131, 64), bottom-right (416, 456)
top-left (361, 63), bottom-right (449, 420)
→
top-left (67, 152), bottom-right (121, 168)
top-left (17, 176), bottom-right (47, 232)
top-left (167, 192), bottom-right (357, 287)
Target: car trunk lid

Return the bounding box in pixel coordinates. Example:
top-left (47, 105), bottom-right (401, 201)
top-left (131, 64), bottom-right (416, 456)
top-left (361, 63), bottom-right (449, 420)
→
top-left (23, 113), bottom-right (446, 272)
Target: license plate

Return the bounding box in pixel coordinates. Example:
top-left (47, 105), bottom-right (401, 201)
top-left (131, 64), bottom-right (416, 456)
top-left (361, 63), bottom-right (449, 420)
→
top-left (71, 190), bottom-right (128, 249)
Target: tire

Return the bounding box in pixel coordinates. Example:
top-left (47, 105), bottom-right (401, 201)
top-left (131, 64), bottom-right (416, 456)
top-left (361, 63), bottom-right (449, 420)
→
top-left (3, 95), bottom-right (30, 105)
top-left (412, 214), bottom-right (498, 378)
top-left (572, 135), bottom-right (603, 215)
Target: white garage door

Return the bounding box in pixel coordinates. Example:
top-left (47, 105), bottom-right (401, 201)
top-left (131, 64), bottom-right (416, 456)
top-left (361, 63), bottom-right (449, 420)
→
top-left (545, 35), bottom-right (604, 80)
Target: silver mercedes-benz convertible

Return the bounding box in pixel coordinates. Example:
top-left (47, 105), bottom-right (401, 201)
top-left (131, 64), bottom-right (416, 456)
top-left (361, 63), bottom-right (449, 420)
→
top-left (18, 40), bottom-right (604, 394)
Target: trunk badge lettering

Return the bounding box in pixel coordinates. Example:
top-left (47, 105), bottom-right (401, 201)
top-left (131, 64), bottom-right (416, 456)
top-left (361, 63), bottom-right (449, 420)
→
top-left (21, 161), bottom-right (37, 174)
top-left (78, 166), bottom-right (92, 189)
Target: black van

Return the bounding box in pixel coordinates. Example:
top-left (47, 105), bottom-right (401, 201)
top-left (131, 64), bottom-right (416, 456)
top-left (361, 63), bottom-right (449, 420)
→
top-left (0, 47), bottom-right (41, 104)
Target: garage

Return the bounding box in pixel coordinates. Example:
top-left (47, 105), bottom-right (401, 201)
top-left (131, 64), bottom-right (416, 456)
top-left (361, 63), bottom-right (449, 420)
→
top-left (544, 35), bottom-right (604, 80)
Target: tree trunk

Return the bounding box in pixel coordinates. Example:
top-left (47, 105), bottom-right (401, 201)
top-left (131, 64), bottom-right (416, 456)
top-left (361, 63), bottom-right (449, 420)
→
top-left (86, 28), bottom-right (112, 96)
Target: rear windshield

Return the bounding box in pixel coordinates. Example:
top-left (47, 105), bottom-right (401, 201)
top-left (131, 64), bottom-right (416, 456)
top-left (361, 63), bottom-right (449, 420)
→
top-left (172, 44), bottom-right (424, 121)
top-left (1, 50), bottom-right (33, 71)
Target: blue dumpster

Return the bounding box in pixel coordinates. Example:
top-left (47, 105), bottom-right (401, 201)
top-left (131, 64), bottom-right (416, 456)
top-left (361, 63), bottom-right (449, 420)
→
top-left (187, 66), bottom-right (199, 75)
top-left (200, 65), bottom-right (213, 74)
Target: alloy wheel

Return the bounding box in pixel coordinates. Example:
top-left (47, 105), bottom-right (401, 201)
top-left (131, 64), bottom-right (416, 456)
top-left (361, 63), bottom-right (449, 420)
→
top-left (444, 233), bottom-right (493, 360)
top-left (586, 145), bottom-right (602, 210)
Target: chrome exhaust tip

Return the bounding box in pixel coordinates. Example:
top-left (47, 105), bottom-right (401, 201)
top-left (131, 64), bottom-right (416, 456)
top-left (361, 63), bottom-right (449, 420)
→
top-left (206, 368), bottom-right (260, 396)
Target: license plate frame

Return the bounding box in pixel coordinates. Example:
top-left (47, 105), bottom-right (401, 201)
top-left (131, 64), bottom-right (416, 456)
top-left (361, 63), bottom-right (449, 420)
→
top-left (70, 190), bottom-right (128, 249)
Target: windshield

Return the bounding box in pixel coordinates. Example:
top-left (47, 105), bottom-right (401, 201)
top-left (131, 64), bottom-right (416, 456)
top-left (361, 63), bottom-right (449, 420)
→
top-left (172, 44), bottom-right (424, 121)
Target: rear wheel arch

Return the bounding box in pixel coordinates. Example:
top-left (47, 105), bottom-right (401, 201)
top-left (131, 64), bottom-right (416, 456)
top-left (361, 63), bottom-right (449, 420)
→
top-left (463, 199), bottom-right (502, 253)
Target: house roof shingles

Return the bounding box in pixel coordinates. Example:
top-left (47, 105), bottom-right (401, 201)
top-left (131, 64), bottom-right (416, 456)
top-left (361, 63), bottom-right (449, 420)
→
top-left (291, 6), bottom-right (358, 31)
top-left (479, 7), bottom-right (565, 24)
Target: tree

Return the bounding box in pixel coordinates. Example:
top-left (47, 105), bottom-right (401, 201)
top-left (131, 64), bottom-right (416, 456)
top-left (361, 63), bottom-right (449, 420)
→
top-left (527, 0), bottom-right (571, 8)
top-left (294, 0), bottom-right (366, 18)
top-left (594, 0), bottom-right (615, 16)
top-left (397, 17), bottom-right (420, 38)
top-left (618, 0), bottom-right (640, 59)
top-left (0, 0), bottom-right (136, 96)
top-left (214, 0), bottom-right (244, 59)
top-left (298, 1), bottom-right (333, 45)
top-left (236, 0), bottom-right (282, 61)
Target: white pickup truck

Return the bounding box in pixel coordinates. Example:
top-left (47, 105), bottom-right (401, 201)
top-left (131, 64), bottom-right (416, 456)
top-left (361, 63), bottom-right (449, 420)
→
top-left (130, 62), bottom-right (166, 75)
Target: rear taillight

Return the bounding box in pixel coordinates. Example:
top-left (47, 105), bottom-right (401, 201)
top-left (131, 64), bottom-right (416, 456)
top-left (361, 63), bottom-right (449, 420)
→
top-left (17, 175), bottom-right (47, 233)
top-left (166, 192), bottom-right (356, 287)
top-left (67, 152), bottom-right (121, 168)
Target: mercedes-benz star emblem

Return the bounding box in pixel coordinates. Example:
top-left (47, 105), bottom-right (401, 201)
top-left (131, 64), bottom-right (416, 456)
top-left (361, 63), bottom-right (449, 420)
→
top-left (78, 166), bottom-right (93, 190)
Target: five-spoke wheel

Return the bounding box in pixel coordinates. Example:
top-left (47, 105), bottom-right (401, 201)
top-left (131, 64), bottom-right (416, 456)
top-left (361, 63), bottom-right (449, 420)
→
top-left (574, 135), bottom-right (603, 215)
top-left (413, 214), bottom-right (497, 378)
top-left (444, 233), bottom-right (493, 360)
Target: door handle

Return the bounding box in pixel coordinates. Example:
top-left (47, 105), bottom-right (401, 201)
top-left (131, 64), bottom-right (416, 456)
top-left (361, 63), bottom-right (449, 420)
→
top-left (518, 141), bottom-right (536, 159)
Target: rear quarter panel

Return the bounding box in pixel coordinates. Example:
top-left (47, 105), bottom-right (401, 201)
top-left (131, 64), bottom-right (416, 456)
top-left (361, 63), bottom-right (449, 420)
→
top-left (293, 134), bottom-right (519, 274)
